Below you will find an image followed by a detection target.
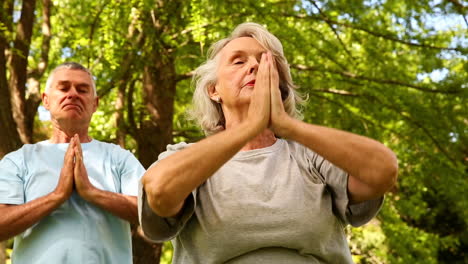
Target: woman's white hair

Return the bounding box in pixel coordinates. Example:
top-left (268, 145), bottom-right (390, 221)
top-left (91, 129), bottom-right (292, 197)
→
top-left (44, 62), bottom-right (97, 96)
top-left (188, 22), bottom-right (302, 135)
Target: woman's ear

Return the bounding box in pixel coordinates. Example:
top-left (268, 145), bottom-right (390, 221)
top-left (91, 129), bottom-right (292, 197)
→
top-left (208, 85), bottom-right (219, 101)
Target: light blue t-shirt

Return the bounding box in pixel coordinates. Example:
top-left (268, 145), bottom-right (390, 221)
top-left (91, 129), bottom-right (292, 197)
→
top-left (0, 140), bottom-right (145, 264)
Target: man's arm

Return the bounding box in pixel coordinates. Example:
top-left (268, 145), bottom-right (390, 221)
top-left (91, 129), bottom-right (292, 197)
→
top-left (73, 136), bottom-right (138, 224)
top-left (0, 194), bottom-right (67, 241)
top-left (0, 138), bottom-right (76, 240)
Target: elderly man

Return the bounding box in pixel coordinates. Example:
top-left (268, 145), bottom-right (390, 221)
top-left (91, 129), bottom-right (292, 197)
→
top-left (0, 62), bottom-right (145, 263)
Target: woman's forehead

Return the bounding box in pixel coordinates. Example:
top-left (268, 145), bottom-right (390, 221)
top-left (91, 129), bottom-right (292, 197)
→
top-left (220, 37), bottom-right (267, 57)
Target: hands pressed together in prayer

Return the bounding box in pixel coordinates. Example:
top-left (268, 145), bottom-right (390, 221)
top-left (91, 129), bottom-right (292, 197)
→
top-left (53, 134), bottom-right (139, 223)
top-left (55, 134), bottom-right (97, 203)
top-left (247, 51), bottom-right (292, 138)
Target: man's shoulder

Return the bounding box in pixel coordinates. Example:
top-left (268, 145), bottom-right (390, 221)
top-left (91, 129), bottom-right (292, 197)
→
top-left (90, 140), bottom-right (137, 160)
top-left (2, 141), bottom-right (46, 159)
top-left (0, 142), bottom-right (49, 170)
top-left (90, 140), bottom-right (126, 151)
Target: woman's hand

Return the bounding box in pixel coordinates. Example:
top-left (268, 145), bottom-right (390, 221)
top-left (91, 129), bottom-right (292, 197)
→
top-left (267, 52), bottom-right (293, 137)
top-left (247, 52), bottom-right (271, 133)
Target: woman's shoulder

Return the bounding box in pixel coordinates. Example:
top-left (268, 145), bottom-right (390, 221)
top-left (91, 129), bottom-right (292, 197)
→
top-left (283, 139), bottom-right (313, 155)
top-left (166, 142), bottom-right (191, 151)
top-left (158, 142), bottom-right (193, 160)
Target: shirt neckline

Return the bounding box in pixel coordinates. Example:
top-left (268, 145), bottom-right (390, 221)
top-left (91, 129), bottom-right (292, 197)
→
top-left (232, 139), bottom-right (284, 160)
top-left (39, 139), bottom-right (96, 150)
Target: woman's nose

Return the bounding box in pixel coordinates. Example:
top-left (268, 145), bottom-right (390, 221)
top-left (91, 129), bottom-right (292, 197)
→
top-left (248, 59), bottom-right (259, 74)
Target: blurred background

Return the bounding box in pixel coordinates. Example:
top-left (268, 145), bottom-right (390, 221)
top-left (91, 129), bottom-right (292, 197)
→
top-left (0, 0), bottom-right (466, 263)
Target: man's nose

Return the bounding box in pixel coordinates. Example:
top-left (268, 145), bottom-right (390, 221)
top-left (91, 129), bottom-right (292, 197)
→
top-left (66, 87), bottom-right (79, 98)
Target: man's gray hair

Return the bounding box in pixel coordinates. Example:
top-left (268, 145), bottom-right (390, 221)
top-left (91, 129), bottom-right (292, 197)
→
top-left (188, 22), bottom-right (303, 135)
top-left (44, 62), bottom-right (97, 96)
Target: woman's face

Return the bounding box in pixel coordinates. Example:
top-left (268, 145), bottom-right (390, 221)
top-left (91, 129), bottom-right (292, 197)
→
top-left (212, 37), bottom-right (267, 109)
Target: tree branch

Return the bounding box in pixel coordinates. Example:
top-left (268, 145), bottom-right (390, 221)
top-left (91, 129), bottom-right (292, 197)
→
top-left (175, 71), bottom-right (194, 82)
top-left (308, 92), bottom-right (403, 138)
top-left (126, 78), bottom-right (138, 137)
top-left (309, 0), bottom-right (355, 62)
top-left (285, 12), bottom-right (463, 52)
top-left (87, 1), bottom-right (110, 66)
top-left (310, 90), bottom-right (457, 165)
top-left (292, 64), bottom-right (461, 94)
top-left (445, 0), bottom-right (468, 27)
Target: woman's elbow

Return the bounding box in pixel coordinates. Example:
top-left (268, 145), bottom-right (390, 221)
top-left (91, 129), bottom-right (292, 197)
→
top-left (142, 171), bottom-right (181, 218)
top-left (380, 152), bottom-right (399, 192)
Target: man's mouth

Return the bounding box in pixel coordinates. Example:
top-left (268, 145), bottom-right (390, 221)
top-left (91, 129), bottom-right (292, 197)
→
top-left (63, 104), bottom-right (82, 111)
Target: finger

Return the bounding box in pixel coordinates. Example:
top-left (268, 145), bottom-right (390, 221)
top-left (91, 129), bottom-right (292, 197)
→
top-left (66, 136), bottom-right (75, 154)
top-left (269, 52), bottom-right (279, 89)
top-left (74, 145), bottom-right (84, 167)
top-left (75, 135), bottom-right (84, 157)
top-left (64, 137), bottom-right (76, 165)
top-left (256, 53), bottom-right (267, 83)
top-left (259, 53), bottom-right (271, 94)
top-left (269, 53), bottom-right (280, 100)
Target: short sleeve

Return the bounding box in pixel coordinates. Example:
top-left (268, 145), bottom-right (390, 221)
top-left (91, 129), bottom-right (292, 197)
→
top-left (118, 149), bottom-right (145, 196)
top-left (138, 181), bottom-right (196, 243)
top-left (0, 153), bottom-right (25, 205)
top-left (138, 142), bottom-right (195, 242)
top-left (302, 143), bottom-right (383, 227)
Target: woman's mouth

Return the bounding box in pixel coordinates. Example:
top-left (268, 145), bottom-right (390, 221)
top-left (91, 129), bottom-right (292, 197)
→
top-left (244, 80), bottom-right (256, 87)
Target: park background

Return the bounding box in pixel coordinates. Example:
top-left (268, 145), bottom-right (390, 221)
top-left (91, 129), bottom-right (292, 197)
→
top-left (0, 0), bottom-right (466, 263)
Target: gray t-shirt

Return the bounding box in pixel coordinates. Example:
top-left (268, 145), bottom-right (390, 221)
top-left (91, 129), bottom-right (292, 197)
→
top-left (139, 139), bottom-right (383, 263)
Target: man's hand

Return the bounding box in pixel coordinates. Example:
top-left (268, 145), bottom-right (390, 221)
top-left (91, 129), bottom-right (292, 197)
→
top-left (53, 136), bottom-right (76, 202)
top-left (73, 135), bottom-right (96, 201)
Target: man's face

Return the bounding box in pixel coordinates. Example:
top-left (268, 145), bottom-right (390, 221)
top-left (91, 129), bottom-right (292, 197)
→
top-left (42, 69), bottom-right (98, 127)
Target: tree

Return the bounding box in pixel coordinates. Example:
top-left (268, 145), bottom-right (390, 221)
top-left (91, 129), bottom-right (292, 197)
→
top-left (0, 0), bottom-right (466, 263)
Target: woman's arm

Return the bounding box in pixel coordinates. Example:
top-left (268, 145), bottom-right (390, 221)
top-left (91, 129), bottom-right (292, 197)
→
top-left (142, 53), bottom-right (274, 217)
top-left (269, 66), bottom-right (398, 204)
top-left (278, 119), bottom-right (398, 203)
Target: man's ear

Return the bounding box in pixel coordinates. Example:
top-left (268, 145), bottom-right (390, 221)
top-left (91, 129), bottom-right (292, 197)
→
top-left (93, 96), bottom-right (99, 112)
top-left (42, 93), bottom-right (50, 110)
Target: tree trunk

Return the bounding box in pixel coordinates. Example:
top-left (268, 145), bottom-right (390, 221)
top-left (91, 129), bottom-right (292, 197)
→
top-left (115, 81), bottom-right (126, 147)
top-left (0, 1), bottom-right (22, 157)
top-left (0, 241), bottom-right (5, 264)
top-left (130, 37), bottom-right (177, 263)
top-left (132, 226), bottom-right (162, 264)
top-left (137, 61), bottom-right (176, 168)
top-left (8, 0), bottom-right (37, 144)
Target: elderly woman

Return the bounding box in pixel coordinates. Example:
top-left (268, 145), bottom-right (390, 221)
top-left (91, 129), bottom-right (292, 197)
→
top-left (139, 23), bottom-right (398, 263)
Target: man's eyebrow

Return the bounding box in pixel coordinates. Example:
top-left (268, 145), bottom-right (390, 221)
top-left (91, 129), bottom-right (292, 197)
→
top-left (57, 80), bottom-right (71, 85)
top-left (56, 80), bottom-right (90, 87)
top-left (76, 83), bottom-right (91, 88)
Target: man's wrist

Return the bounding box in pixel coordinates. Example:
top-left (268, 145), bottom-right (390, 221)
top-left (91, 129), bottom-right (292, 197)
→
top-left (79, 185), bottom-right (99, 202)
top-left (50, 189), bottom-right (68, 205)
